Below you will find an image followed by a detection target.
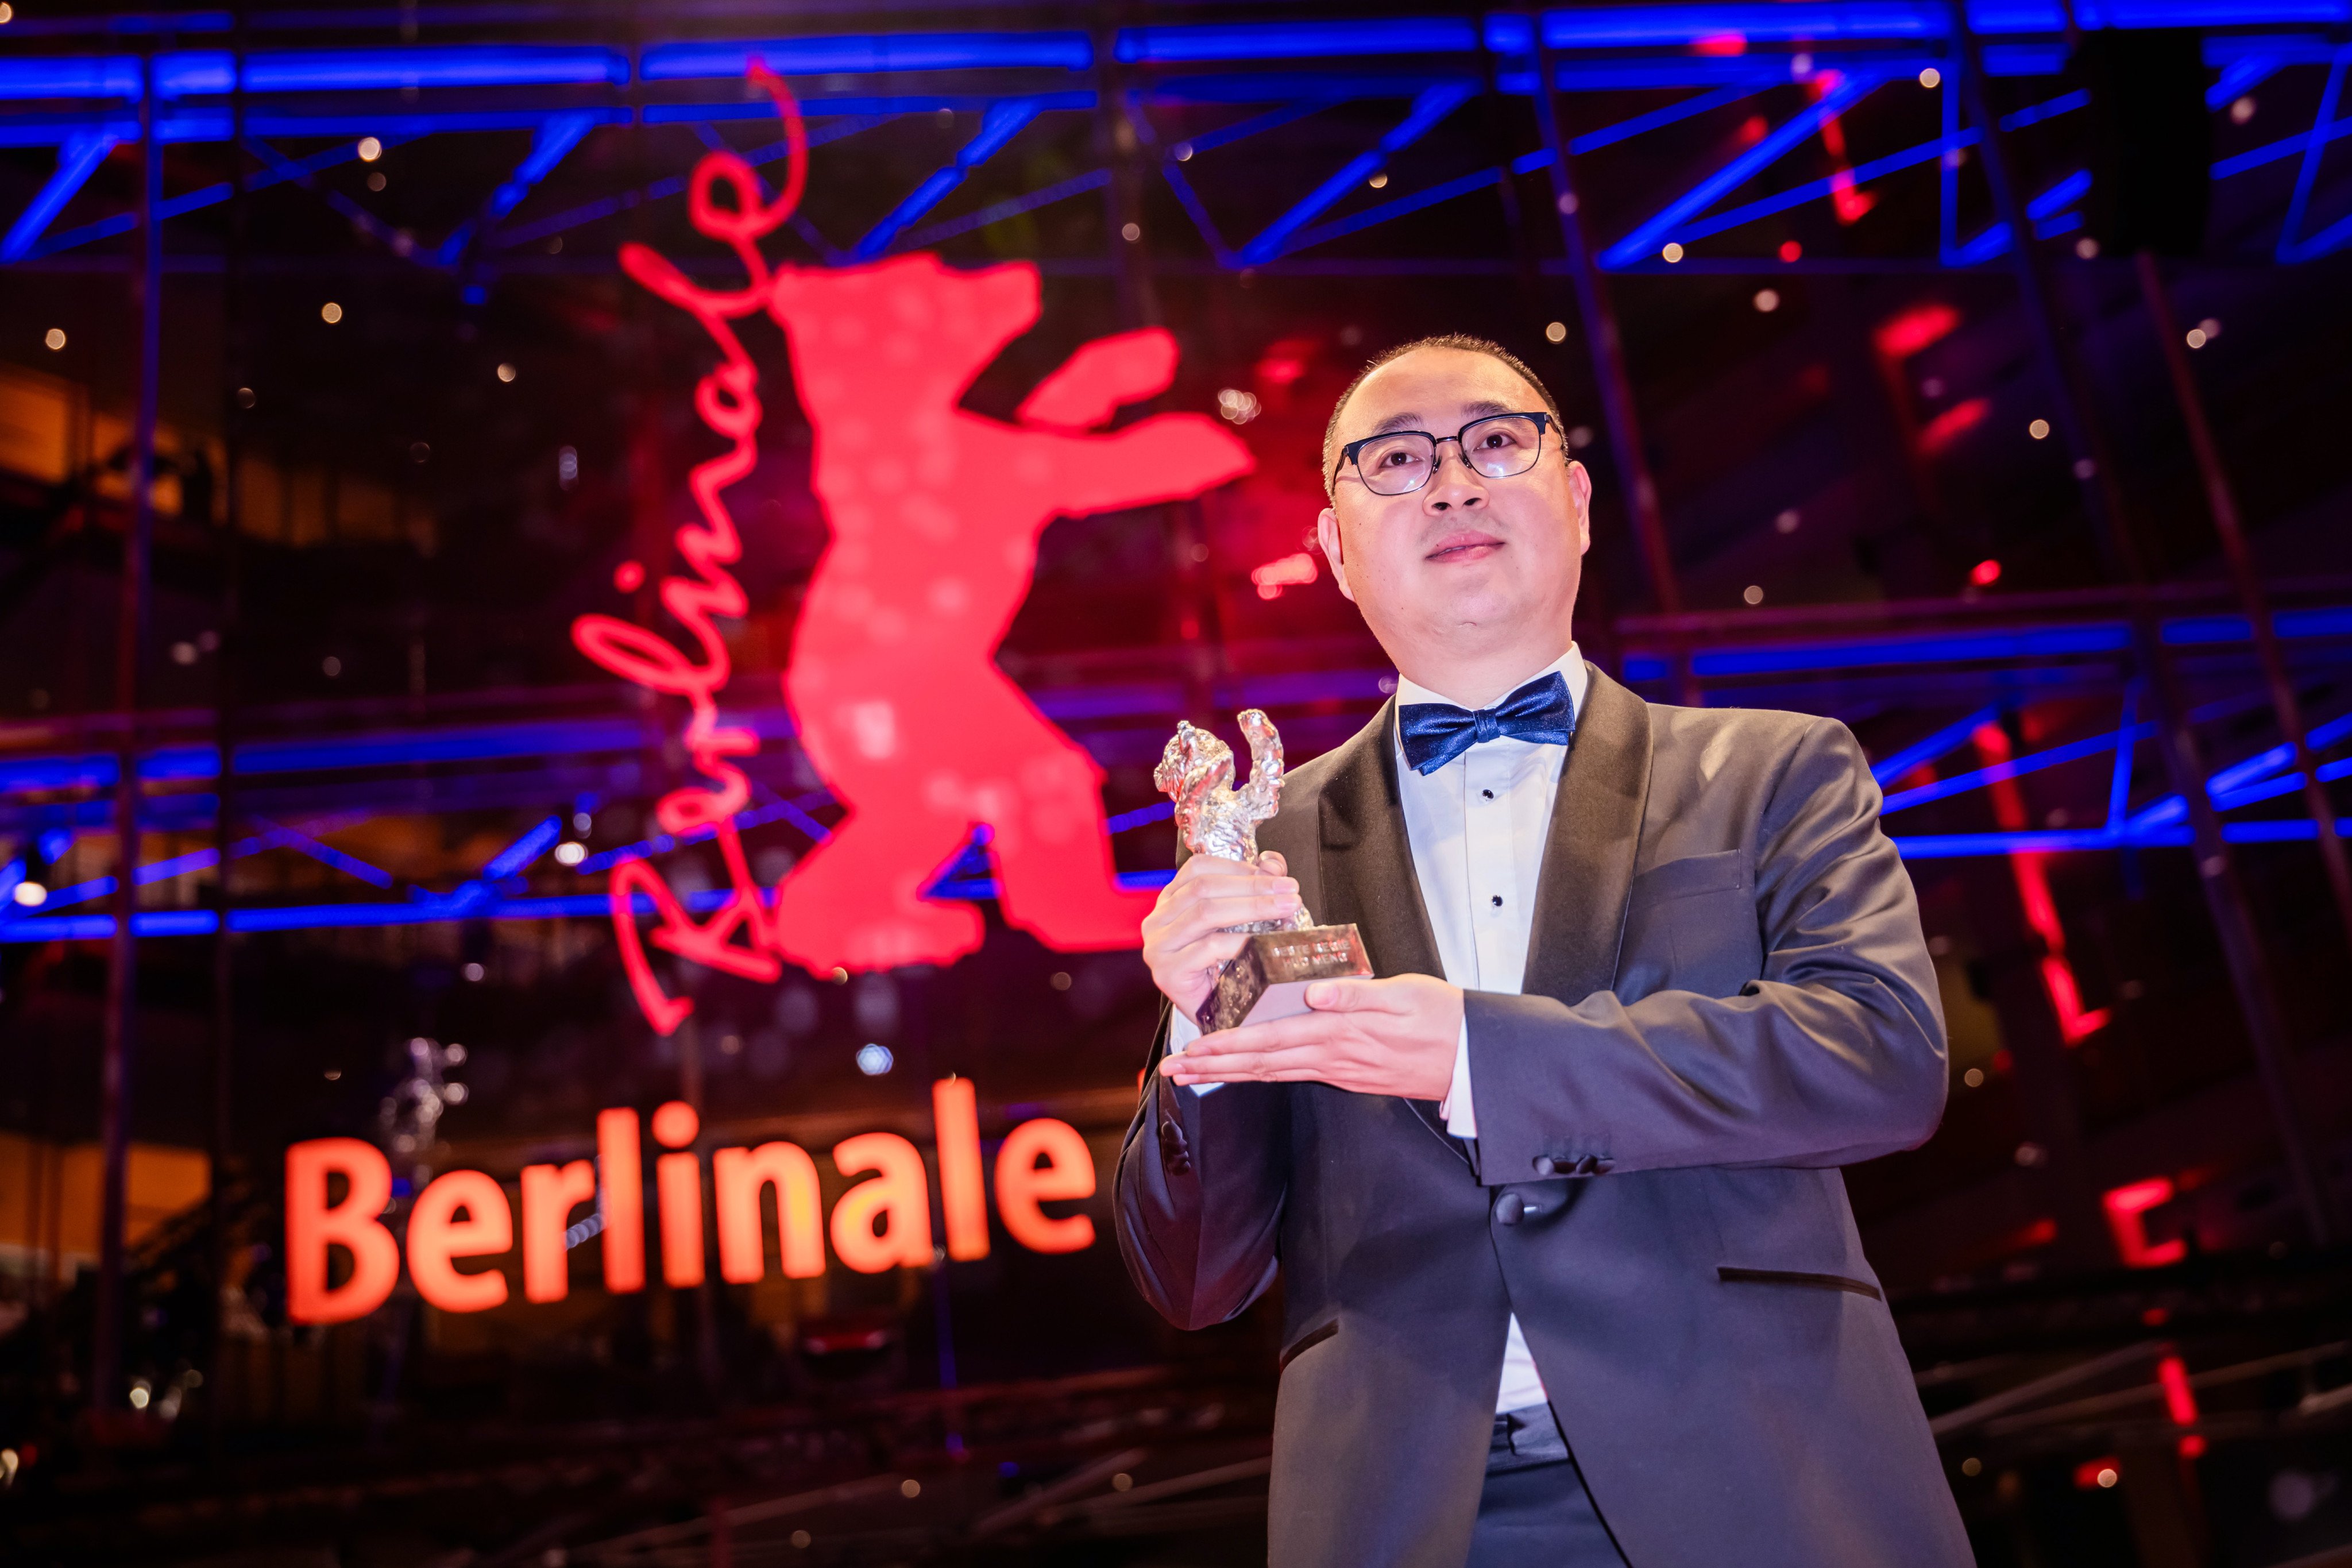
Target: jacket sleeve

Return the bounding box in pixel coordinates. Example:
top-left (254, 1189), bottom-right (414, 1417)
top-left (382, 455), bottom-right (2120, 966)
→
top-left (1465, 717), bottom-right (1949, 1179)
top-left (1114, 1003), bottom-right (1291, 1330)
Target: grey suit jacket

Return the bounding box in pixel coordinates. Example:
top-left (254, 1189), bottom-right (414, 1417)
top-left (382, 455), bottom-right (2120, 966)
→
top-left (1115, 665), bottom-right (1972, 1567)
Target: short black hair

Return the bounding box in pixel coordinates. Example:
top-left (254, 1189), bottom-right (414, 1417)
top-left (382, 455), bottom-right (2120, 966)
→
top-left (1321, 333), bottom-right (1564, 496)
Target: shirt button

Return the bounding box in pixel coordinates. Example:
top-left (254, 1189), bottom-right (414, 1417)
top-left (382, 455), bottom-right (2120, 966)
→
top-left (1494, 1191), bottom-right (1525, 1226)
top-left (1532, 1156), bottom-right (1556, 1176)
top-left (1490, 895), bottom-right (1503, 907)
top-left (1482, 789), bottom-right (1494, 800)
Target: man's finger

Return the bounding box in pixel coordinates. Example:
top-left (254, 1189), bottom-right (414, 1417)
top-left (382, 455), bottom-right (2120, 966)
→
top-left (1185, 1009), bottom-right (1344, 1057)
top-left (1191, 872), bottom-right (1300, 902)
top-left (1172, 852), bottom-right (1261, 885)
top-left (1164, 930), bottom-right (1249, 978)
top-left (1167, 1042), bottom-right (1337, 1082)
top-left (1158, 889), bottom-right (1303, 952)
top-left (1302, 976), bottom-right (1412, 1014)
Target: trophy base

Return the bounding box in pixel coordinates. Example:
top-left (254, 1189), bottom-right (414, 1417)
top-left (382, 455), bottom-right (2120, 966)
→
top-left (1196, 924), bottom-right (1374, 1035)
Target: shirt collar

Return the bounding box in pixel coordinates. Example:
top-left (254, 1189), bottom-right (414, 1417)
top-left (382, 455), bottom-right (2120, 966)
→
top-left (1393, 644), bottom-right (1587, 719)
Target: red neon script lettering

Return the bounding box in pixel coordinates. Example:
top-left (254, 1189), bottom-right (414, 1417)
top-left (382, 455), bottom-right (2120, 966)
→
top-left (573, 70), bottom-right (1252, 1028)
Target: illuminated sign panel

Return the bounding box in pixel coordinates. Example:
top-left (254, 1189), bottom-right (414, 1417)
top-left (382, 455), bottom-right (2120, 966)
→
top-left (571, 71), bottom-right (1253, 1031)
top-left (285, 1077), bottom-right (1095, 1324)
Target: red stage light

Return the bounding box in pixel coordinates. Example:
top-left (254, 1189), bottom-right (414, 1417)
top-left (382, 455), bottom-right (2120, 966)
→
top-left (1694, 31), bottom-right (1748, 55)
top-left (1973, 725), bottom-right (2110, 1043)
top-left (1778, 240), bottom-right (1803, 262)
top-left (2103, 1177), bottom-right (2187, 1267)
top-left (569, 69), bottom-right (1252, 1028)
top-left (1969, 557), bottom-right (2003, 586)
top-left (1874, 302), bottom-right (1961, 360)
top-left (2157, 1355), bottom-right (2206, 1457)
top-left (1918, 397), bottom-right (1990, 456)
top-left (2004, 1215), bottom-right (2059, 1251)
top-left (1251, 550), bottom-right (1320, 600)
top-left (613, 560), bottom-right (644, 592)
top-left (1254, 340), bottom-right (1312, 388)
top-left (2073, 1457), bottom-right (2122, 1490)
top-left (1808, 73), bottom-right (1879, 225)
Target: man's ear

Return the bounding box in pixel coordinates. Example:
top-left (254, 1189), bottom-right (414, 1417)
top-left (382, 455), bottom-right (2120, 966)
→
top-left (1316, 507), bottom-right (1356, 604)
top-left (1566, 460), bottom-right (1593, 555)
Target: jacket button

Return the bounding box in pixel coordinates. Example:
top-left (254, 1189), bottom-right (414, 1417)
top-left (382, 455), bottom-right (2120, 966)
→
top-left (1494, 1190), bottom-right (1525, 1226)
top-left (1158, 1117), bottom-right (1192, 1177)
top-left (1532, 1156), bottom-right (1556, 1176)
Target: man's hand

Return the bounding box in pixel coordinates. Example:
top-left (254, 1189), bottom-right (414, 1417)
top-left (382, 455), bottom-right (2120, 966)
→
top-left (1163, 974), bottom-right (1462, 1100)
top-left (1140, 851), bottom-right (1304, 1019)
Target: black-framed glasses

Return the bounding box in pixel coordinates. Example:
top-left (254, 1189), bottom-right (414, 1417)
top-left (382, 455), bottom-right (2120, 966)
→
top-left (1333, 411), bottom-right (1554, 496)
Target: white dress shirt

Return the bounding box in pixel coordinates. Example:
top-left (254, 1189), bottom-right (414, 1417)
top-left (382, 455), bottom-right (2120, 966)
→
top-left (1167, 645), bottom-right (1586, 1416)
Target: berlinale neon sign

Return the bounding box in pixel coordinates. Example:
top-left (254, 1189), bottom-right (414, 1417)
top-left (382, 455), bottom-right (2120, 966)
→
top-left (570, 70), bottom-right (1253, 1031)
top-left (285, 1077), bottom-right (1092, 1323)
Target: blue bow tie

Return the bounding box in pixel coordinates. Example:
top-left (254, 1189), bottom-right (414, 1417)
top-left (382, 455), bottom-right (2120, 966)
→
top-left (1398, 671), bottom-right (1577, 775)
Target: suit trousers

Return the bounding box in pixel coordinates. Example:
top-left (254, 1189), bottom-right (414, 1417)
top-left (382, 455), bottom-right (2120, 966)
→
top-left (1467, 1404), bottom-right (1629, 1567)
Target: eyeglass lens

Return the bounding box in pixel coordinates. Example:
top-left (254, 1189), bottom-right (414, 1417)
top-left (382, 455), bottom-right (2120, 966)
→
top-left (1353, 414), bottom-right (1546, 496)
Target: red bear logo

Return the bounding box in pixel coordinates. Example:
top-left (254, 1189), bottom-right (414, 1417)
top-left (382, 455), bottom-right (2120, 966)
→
top-left (573, 73), bottom-right (1252, 1029)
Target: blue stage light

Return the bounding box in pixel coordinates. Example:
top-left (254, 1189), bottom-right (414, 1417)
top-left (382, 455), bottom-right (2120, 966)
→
top-left (1118, 18), bottom-right (1480, 64)
top-left (642, 33), bottom-right (1091, 79)
top-left (1687, 624), bottom-right (2134, 677)
top-left (242, 46), bottom-right (627, 91)
top-left (0, 56), bottom-right (144, 100)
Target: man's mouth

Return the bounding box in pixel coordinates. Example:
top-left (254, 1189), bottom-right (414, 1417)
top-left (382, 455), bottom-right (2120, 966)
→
top-left (1425, 531), bottom-right (1504, 563)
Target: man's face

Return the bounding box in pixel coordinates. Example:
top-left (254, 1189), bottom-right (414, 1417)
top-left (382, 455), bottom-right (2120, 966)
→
top-left (1316, 347), bottom-right (1591, 663)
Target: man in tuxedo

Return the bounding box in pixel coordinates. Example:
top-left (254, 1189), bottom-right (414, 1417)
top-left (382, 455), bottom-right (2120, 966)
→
top-left (1115, 335), bottom-right (1971, 1566)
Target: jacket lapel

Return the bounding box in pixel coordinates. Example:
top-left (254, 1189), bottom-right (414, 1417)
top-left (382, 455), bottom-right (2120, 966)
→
top-left (1315, 698), bottom-right (1444, 982)
top-left (1314, 700), bottom-right (1463, 1160)
top-left (1521, 663), bottom-right (1654, 1005)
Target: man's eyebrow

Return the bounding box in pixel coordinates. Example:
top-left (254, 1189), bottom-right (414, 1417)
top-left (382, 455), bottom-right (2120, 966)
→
top-left (1354, 399), bottom-right (1518, 441)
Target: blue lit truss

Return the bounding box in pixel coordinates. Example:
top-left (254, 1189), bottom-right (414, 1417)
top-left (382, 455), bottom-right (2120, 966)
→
top-left (3, 3), bottom-right (2351, 946)
top-left (3, 4), bottom-right (2351, 276)
top-left (1, 600), bottom-right (2347, 941)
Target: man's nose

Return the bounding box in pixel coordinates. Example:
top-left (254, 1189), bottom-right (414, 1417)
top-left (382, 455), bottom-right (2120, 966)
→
top-left (1423, 443), bottom-right (1487, 511)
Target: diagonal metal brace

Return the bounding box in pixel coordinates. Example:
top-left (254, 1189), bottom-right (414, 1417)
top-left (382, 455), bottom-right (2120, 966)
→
top-left (853, 98), bottom-right (1043, 261)
top-left (2, 129), bottom-right (119, 263)
top-left (1236, 80), bottom-right (1476, 264)
top-left (1599, 68), bottom-right (1884, 267)
top-left (437, 110), bottom-right (600, 266)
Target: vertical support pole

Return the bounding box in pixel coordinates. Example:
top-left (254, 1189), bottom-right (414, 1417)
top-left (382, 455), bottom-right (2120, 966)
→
top-left (1094, 12), bottom-right (1160, 332)
top-left (1952, 5), bottom-right (2338, 1245)
top-left (1096, 14), bottom-right (1217, 718)
top-left (1530, 30), bottom-right (1696, 704)
top-left (2134, 251), bottom-right (2352, 952)
top-left (207, 13), bottom-right (249, 1458)
top-left (1477, 31), bottom-right (1621, 677)
top-left (95, 49), bottom-right (166, 1419)
top-left (1528, 32), bottom-right (1683, 622)
top-left (677, 1018), bottom-right (724, 1397)
top-left (1938, 64), bottom-right (1961, 263)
